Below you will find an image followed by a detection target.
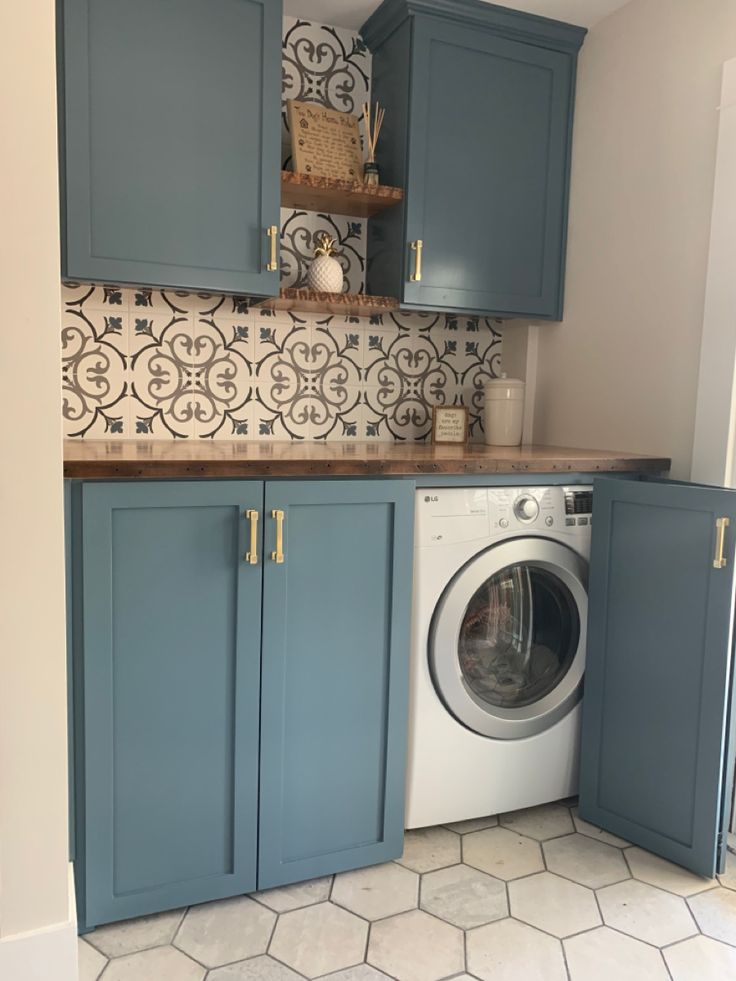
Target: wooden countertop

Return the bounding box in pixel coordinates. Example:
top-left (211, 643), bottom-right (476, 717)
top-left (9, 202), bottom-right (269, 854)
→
top-left (63, 440), bottom-right (671, 479)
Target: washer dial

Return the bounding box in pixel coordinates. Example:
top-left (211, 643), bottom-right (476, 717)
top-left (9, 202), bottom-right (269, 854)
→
top-left (514, 495), bottom-right (539, 522)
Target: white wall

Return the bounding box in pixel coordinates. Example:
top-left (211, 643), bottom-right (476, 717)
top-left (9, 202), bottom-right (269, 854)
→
top-left (0, 1), bottom-right (76, 978)
top-left (533, 0), bottom-right (736, 478)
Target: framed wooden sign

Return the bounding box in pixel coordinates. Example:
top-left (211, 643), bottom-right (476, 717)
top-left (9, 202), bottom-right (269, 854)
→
top-left (287, 99), bottom-right (363, 181)
top-left (432, 406), bottom-right (469, 444)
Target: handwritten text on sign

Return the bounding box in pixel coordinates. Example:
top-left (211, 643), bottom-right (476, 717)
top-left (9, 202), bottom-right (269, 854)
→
top-left (287, 99), bottom-right (364, 182)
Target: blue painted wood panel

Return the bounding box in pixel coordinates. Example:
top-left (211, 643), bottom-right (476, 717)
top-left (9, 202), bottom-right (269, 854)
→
top-left (58, 0), bottom-right (281, 295)
top-left (79, 481), bottom-right (264, 926)
top-left (365, 4), bottom-right (582, 318)
top-left (580, 477), bottom-right (736, 877)
top-left (258, 480), bottom-right (414, 888)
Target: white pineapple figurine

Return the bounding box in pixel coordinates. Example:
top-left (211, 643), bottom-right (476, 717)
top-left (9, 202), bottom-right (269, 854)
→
top-left (307, 233), bottom-right (344, 293)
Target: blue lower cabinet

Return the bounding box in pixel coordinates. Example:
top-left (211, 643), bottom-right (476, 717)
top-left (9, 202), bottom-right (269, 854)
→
top-left (70, 477), bottom-right (415, 927)
top-left (258, 480), bottom-right (415, 888)
top-left (75, 481), bottom-right (264, 929)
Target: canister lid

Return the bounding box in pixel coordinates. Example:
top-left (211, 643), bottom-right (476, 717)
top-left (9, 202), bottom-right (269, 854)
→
top-left (484, 373), bottom-right (525, 400)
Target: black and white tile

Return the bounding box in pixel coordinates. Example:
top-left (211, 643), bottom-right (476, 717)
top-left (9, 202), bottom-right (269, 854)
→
top-left (61, 284), bottom-right (502, 442)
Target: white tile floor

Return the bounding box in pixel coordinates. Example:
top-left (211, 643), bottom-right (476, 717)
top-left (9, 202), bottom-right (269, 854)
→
top-left (78, 799), bottom-right (736, 981)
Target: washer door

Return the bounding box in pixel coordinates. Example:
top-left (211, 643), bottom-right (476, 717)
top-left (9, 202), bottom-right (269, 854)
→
top-left (430, 538), bottom-right (587, 740)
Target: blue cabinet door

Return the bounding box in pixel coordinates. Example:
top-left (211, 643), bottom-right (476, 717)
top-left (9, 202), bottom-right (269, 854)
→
top-left (258, 480), bottom-right (414, 888)
top-left (76, 481), bottom-right (264, 927)
top-left (580, 477), bottom-right (736, 877)
top-left (58, 0), bottom-right (281, 295)
top-left (365, 6), bottom-right (584, 318)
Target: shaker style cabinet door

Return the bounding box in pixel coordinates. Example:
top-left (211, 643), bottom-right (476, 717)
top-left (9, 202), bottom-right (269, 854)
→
top-left (74, 481), bottom-right (264, 928)
top-left (258, 480), bottom-right (414, 888)
top-left (58, 0), bottom-right (282, 295)
top-left (579, 477), bottom-right (736, 877)
top-left (365, 6), bottom-right (584, 318)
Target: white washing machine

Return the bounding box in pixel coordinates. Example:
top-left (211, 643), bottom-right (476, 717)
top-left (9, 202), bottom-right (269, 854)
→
top-left (407, 484), bottom-right (592, 829)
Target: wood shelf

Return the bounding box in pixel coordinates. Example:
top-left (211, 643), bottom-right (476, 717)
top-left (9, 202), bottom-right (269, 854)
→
top-left (254, 288), bottom-right (400, 318)
top-left (280, 171), bottom-right (403, 218)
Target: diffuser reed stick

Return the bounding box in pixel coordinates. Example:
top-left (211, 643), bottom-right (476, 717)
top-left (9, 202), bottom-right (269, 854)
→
top-left (362, 101), bottom-right (385, 186)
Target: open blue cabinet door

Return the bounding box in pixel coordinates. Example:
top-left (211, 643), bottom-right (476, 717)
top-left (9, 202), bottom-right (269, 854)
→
top-left (579, 477), bottom-right (736, 877)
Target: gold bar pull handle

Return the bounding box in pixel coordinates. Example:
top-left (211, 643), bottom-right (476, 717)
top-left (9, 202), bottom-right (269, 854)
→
top-left (267, 225), bottom-right (279, 272)
top-left (271, 509), bottom-right (285, 564)
top-left (714, 516), bottom-right (730, 569)
top-left (244, 509), bottom-right (259, 565)
top-left (410, 239), bottom-right (423, 282)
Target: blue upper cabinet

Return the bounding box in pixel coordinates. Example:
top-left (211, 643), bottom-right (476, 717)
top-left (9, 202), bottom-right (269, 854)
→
top-left (58, 0), bottom-right (282, 296)
top-left (258, 480), bottom-right (414, 889)
top-left (74, 481), bottom-right (264, 928)
top-left (362, 0), bottom-right (586, 319)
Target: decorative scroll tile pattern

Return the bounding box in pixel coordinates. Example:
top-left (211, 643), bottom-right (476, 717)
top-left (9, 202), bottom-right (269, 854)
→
top-left (61, 284), bottom-right (502, 442)
top-left (279, 17), bottom-right (371, 294)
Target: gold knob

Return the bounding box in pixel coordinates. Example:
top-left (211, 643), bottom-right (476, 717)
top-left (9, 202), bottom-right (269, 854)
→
top-left (410, 239), bottom-right (423, 282)
top-left (267, 225), bottom-right (279, 272)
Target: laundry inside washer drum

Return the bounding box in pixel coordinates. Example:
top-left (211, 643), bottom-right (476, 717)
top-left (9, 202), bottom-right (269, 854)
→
top-left (458, 563), bottom-right (580, 710)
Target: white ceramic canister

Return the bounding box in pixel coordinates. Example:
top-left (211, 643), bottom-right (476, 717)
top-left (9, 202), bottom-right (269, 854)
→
top-left (483, 374), bottom-right (525, 446)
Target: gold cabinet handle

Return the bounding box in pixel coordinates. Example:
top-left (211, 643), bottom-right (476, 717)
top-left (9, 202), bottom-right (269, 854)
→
top-left (244, 509), bottom-right (259, 565)
top-left (714, 516), bottom-right (730, 569)
top-left (410, 239), bottom-right (423, 282)
top-left (267, 225), bottom-right (279, 272)
top-left (271, 509), bottom-right (285, 564)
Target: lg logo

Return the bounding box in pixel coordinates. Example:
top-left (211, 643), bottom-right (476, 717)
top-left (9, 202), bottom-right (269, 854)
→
top-left (424, 495), bottom-right (439, 503)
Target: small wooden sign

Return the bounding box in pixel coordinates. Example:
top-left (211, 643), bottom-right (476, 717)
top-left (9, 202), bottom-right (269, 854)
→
top-left (287, 99), bottom-right (363, 182)
top-left (432, 406), bottom-right (469, 444)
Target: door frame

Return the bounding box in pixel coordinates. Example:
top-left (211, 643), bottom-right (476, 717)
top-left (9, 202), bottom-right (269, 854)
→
top-left (691, 57), bottom-right (736, 487)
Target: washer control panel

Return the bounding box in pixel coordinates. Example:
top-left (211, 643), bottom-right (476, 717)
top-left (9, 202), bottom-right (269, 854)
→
top-left (417, 485), bottom-right (594, 546)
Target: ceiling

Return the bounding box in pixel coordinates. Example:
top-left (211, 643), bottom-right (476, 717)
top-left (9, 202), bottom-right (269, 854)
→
top-left (282, 0), bottom-right (631, 30)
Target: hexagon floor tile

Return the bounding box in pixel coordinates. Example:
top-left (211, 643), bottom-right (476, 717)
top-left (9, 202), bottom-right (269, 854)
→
top-left (100, 946), bottom-right (205, 981)
top-left (332, 862), bottom-right (418, 920)
top-left (368, 909), bottom-right (464, 981)
top-left (78, 938), bottom-right (107, 981)
top-left (463, 825), bottom-right (544, 880)
top-left (420, 863), bottom-right (507, 928)
top-left (500, 803), bottom-right (574, 840)
top-left (543, 832), bottom-right (630, 888)
top-left (564, 926), bottom-right (669, 980)
top-left (175, 895), bottom-right (276, 968)
top-left (397, 826), bottom-right (461, 873)
top-left (207, 955), bottom-right (303, 981)
top-left (508, 871), bottom-right (601, 938)
top-left (443, 815), bottom-right (498, 834)
top-left (626, 846), bottom-right (715, 896)
top-left (571, 806), bottom-right (630, 847)
top-left (466, 918), bottom-right (567, 981)
top-left (597, 879), bottom-right (698, 946)
top-left (269, 901), bottom-right (367, 978)
top-left (86, 908), bottom-right (185, 958)
top-left (254, 876), bottom-right (332, 912)
top-left (664, 934), bottom-right (736, 980)
top-left (688, 886), bottom-right (736, 945)
top-left (82, 802), bottom-right (736, 981)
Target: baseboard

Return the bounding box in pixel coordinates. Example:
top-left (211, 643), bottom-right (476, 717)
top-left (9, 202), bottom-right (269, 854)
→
top-left (0, 864), bottom-right (78, 981)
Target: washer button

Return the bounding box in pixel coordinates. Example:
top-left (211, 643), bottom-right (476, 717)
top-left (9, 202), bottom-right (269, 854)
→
top-left (577, 516), bottom-right (589, 526)
top-left (565, 518), bottom-right (576, 527)
top-left (499, 517), bottom-right (509, 529)
top-left (545, 515), bottom-right (554, 527)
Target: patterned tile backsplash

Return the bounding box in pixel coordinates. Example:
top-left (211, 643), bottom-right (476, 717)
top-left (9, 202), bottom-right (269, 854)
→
top-left (61, 16), bottom-right (503, 442)
top-left (61, 283), bottom-right (502, 441)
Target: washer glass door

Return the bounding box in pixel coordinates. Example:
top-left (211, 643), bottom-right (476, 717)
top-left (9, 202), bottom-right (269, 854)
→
top-left (430, 539), bottom-right (587, 739)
